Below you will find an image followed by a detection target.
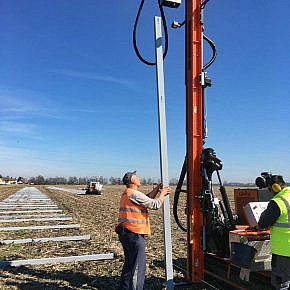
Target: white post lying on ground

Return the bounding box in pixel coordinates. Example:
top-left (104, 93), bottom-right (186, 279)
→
top-left (0, 224), bottom-right (80, 231)
top-left (0, 209), bottom-right (63, 214)
top-left (0, 214), bottom-right (66, 219)
top-left (0, 253), bottom-right (114, 267)
top-left (0, 217), bottom-right (72, 223)
top-left (0, 234), bottom-right (91, 244)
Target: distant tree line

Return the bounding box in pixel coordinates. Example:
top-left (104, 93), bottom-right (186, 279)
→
top-left (27, 176), bottom-right (108, 185)
top-left (26, 175), bottom-right (181, 186)
top-left (3, 173), bottom-right (272, 187)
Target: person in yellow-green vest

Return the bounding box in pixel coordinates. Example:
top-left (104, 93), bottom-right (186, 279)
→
top-left (258, 175), bottom-right (290, 290)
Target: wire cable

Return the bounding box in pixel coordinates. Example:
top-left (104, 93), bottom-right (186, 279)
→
top-left (201, 0), bottom-right (211, 9)
top-left (133, 0), bottom-right (169, 66)
top-left (173, 157), bottom-right (187, 232)
top-left (201, 0), bottom-right (216, 71)
top-left (203, 34), bottom-right (217, 70)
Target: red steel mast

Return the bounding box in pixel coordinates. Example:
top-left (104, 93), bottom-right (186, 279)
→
top-left (186, 0), bottom-right (204, 282)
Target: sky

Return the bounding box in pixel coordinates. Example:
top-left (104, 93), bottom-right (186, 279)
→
top-left (0, 0), bottom-right (289, 183)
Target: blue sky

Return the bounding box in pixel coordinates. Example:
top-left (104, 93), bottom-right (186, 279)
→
top-left (0, 1), bottom-right (289, 183)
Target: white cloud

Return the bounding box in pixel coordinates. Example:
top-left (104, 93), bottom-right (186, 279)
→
top-left (0, 121), bottom-right (38, 135)
top-left (0, 146), bottom-right (33, 158)
top-left (49, 69), bottom-right (142, 92)
top-left (0, 91), bottom-right (60, 119)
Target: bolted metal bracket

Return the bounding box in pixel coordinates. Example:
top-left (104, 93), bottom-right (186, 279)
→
top-left (201, 71), bottom-right (212, 88)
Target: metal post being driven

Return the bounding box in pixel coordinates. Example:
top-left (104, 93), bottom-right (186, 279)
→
top-left (154, 16), bottom-right (174, 290)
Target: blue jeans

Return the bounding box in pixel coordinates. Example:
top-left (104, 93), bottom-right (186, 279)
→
top-left (271, 254), bottom-right (290, 290)
top-left (118, 228), bottom-right (146, 290)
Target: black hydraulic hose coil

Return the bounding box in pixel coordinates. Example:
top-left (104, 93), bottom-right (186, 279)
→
top-left (203, 34), bottom-right (217, 71)
top-left (133, 0), bottom-right (169, 66)
top-left (173, 157), bottom-right (187, 232)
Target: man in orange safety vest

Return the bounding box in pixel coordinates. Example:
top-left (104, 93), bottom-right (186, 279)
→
top-left (116, 171), bottom-right (170, 290)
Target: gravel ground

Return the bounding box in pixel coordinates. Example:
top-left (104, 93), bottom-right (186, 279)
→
top-left (0, 184), bottom-right (240, 290)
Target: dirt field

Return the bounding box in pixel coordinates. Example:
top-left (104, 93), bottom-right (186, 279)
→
top-left (0, 184), bottom-right (238, 290)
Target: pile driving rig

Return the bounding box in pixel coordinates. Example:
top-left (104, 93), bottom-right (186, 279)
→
top-left (132, 0), bottom-right (272, 288)
top-left (171, 0), bottom-right (272, 287)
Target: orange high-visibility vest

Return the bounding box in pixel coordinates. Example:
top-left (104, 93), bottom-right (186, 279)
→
top-left (118, 188), bottom-right (150, 235)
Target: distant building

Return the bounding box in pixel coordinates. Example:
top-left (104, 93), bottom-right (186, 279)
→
top-left (0, 177), bottom-right (6, 185)
top-left (17, 176), bottom-right (26, 184)
top-left (0, 176), bottom-right (18, 185)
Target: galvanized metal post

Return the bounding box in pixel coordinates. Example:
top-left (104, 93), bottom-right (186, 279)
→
top-left (154, 16), bottom-right (174, 290)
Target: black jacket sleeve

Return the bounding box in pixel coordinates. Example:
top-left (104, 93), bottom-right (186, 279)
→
top-left (258, 200), bottom-right (280, 229)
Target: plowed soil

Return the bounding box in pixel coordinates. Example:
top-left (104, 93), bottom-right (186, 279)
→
top-left (0, 184), bottom-right (237, 290)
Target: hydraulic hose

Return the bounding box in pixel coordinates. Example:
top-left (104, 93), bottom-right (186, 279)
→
top-left (173, 157), bottom-right (187, 232)
top-left (201, 0), bottom-right (216, 71)
top-left (201, 0), bottom-right (211, 9)
top-left (133, 0), bottom-right (169, 66)
top-left (216, 171), bottom-right (235, 229)
top-left (203, 34), bottom-right (217, 71)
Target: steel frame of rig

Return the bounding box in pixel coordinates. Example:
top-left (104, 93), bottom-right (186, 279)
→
top-left (185, 0), bottom-right (205, 282)
top-left (133, 0), bottom-right (271, 288)
top-left (181, 0), bottom-right (270, 286)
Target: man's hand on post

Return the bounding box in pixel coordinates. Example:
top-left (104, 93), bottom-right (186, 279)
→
top-left (159, 187), bottom-right (171, 196)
